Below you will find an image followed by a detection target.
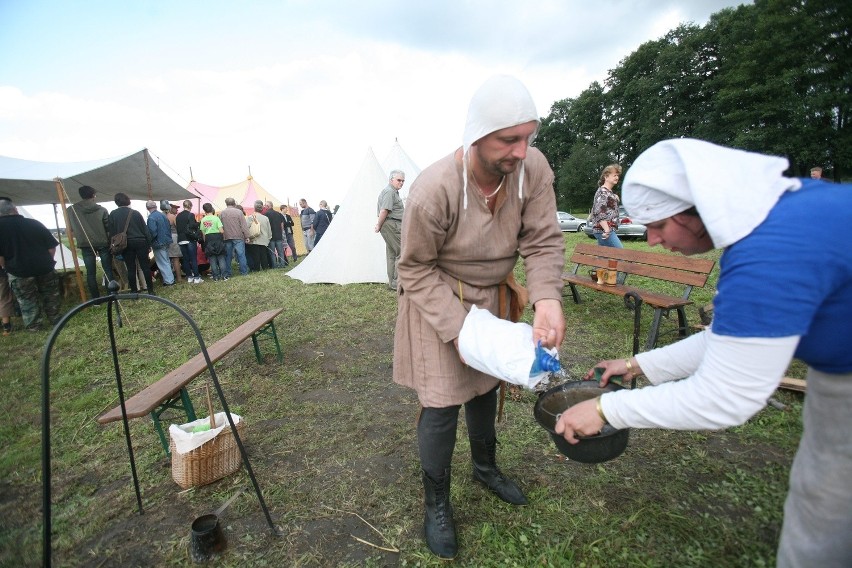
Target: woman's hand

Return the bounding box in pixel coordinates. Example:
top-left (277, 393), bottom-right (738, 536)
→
top-left (584, 358), bottom-right (641, 385)
top-left (554, 399), bottom-right (605, 443)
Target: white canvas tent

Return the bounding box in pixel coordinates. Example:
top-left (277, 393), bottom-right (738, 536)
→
top-left (287, 148), bottom-right (391, 285)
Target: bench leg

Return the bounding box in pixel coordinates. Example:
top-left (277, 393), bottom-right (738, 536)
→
top-left (568, 283), bottom-right (581, 304)
top-left (251, 321), bottom-right (284, 364)
top-left (645, 308), bottom-right (665, 351)
top-left (676, 307), bottom-right (688, 338)
top-left (151, 387), bottom-right (197, 457)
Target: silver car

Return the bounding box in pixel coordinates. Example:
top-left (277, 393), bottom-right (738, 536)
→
top-left (583, 206), bottom-right (647, 239)
top-left (557, 211), bottom-right (587, 232)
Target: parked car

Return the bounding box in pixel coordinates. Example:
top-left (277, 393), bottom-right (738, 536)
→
top-left (583, 206), bottom-right (647, 239)
top-left (556, 211), bottom-right (586, 232)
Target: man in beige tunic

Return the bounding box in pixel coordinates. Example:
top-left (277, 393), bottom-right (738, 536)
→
top-left (394, 75), bottom-right (566, 559)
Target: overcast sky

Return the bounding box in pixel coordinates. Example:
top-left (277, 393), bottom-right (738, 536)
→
top-left (1, 0), bottom-right (749, 216)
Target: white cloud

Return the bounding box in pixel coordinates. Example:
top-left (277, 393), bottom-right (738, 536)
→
top-left (0, 0), bottom-right (750, 225)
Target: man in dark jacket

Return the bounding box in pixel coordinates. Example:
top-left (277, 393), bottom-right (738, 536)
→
top-left (279, 205), bottom-right (298, 263)
top-left (262, 200), bottom-right (288, 268)
top-left (310, 200), bottom-right (333, 247)
top-left (146, 200), bottom-right (175, 285)
top-left (67, 185), bottom-right (114, 298)
top-left (0, 198), bottom-right (62, 331)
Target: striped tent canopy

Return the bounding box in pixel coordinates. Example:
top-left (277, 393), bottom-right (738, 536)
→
top-left (186, 175), bottom-right (285, 215)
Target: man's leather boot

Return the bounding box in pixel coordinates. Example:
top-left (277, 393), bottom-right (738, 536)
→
top-left (422, 467), bottom-right (457, 559)
top-left (470, 437), bottom-right (528, 505)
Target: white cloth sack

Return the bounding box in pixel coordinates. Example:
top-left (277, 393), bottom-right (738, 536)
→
top-left (458, 304), bottom-right (557, 389)
top-left (169, 412), bottom-right (242, 455)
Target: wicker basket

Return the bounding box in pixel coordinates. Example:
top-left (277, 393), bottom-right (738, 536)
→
top-left (170, 418), bottom-right (246, 489)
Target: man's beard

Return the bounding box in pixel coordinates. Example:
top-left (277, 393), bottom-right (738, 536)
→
top-left (479, 155), bottom-right (520, 178)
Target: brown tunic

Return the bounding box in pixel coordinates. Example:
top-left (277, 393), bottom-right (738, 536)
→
top-left (393, 147), bottom-right (565, 407)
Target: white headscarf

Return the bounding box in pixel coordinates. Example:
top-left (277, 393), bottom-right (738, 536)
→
top-left (622, 139), bottom-right (801, 248)
top-left (461, 75), bottom-right (539, 209)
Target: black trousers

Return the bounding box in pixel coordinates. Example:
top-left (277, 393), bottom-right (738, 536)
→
top-left (121, 239), bottom-right (154, 293)
top-left (417, 386), bottom-right (498, 477)
top-left (246, 243), bottom-right (271, 271)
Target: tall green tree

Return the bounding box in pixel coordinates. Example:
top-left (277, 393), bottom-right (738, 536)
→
top-left (539, 0), bottom-right (851, 186)
top-left (536, 98), bottom-right (577, 178)
top-left (556, 141), bottom-right (612, 213)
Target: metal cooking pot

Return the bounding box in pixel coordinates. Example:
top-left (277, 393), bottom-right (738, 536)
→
top-left (534, 380), bottom-right (629, 463)
top-left (189, 488), bottom-right (245, 563)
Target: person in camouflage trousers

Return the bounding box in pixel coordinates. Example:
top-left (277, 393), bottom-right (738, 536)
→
top-left (9, 272), bottom-right (61, 329)
top-left (0, 198), bottom-right (63, 331)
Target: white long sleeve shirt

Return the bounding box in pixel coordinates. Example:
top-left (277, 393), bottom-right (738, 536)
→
top-left (601, 329), bottom-right (799, 431)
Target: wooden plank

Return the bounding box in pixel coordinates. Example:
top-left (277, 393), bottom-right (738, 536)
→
top-left (572, 252), bottom-right (712, 287)
top-left (571, 244), bottom-right (715, 287)
top-left (778, 377), bottom-right (806, 393)
top-left (563, 274), bottom-right (692, 309)
top-left (97, 308), bottom-right (283, 424)
top-left (572, 243), bottom-right (715, 274)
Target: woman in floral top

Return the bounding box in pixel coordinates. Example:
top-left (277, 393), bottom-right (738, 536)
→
top-left (587, 163), bottom-right (623, 247)
top-left (587, 163), bottom-right (625, 283)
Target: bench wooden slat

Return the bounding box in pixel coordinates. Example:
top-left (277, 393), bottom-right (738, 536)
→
top-left (779, 377), bottom-right (806, 393)
top-left (97, 308), bottom-right (283, 425)
top-left (572, 245), bottom-right (714, 288)
top-left (562, 274), bottom-right (692, 309)
top-left (572, 243), bottom-right (715, 272)
top-left (571, 254), bottom-right (711, 288)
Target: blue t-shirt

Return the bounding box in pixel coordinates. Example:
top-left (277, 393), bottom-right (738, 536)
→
top-left (713, 179), bottom-right (852, 373)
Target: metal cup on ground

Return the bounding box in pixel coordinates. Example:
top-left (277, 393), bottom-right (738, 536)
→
top-left (189, 488), bottom-right (245, 563)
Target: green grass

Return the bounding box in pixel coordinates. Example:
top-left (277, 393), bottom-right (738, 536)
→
top-left (0, 236), bottom-right (804, 566)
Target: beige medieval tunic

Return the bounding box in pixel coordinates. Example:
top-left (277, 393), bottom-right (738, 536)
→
top-left (393, 147), bottom-right (565, 407)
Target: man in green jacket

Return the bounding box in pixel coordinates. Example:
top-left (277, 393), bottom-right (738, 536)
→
top-left (67, 185), bottom-right (114, 299)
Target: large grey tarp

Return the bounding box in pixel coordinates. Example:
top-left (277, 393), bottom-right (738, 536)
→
top-left (0, 149), bottom-right (194, 206)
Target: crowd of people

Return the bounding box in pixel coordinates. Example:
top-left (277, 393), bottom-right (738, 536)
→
top-left (0, 191), bottom-right (336, 333)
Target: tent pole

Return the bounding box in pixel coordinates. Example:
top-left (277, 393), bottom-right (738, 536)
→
top-left (143, 150), bottom-right (153, 200)
top-left (54, 179), bottom-right (87, 303)
top-left (51, 204), bottom-right (67, 272)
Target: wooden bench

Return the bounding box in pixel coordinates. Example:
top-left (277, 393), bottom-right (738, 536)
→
top-left (97, 308), bottom-right (284, 455)
top-left (563, 243), bottom-right (715, 350)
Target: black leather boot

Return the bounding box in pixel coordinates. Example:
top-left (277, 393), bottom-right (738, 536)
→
top-left (470, 438), bottom-right (528, 505)
top-left (422, 468), bottom-right (457, 559)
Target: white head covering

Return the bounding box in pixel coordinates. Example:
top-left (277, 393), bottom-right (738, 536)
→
top-left (622, 139), bottom-right (801, 248)
top-left (461, 75), bottom-right (539, 209)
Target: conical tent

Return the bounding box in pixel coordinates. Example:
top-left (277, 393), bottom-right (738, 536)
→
top-left (186, 175), bottom-right (283, 214)
top-left (287, 148), bottom-right (391, 285)
top-left (382, 139), bottom-right (422, 203)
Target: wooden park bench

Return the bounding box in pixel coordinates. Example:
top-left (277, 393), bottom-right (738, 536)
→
top-left (97, 308), bottom-right (284, 455)
top-left (563, 243), bottom-right (715, 351)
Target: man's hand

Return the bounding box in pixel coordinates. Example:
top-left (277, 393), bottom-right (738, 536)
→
top-left (531, 298), bottom-right (565, 349)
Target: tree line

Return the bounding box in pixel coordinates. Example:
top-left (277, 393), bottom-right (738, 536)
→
top-left (536, 0), bottom-right (851, 213)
